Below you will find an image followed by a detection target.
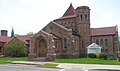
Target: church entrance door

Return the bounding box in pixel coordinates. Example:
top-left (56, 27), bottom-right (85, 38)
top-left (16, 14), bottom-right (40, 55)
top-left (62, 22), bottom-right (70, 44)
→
top-left (38, 39), bottom-right (47, 57)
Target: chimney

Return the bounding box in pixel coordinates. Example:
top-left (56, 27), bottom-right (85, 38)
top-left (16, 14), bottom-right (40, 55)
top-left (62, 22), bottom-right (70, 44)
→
top-left (1, 30), bottom-right (8, 36)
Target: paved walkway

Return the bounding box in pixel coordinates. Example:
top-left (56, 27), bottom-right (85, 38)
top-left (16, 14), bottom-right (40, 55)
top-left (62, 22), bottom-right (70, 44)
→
top-left (11, 61), bottom-right (120, 70)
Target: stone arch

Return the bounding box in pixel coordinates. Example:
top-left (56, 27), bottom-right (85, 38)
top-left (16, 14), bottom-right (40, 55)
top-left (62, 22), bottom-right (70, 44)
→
top-left (34, 36), bottom-right (47, 57)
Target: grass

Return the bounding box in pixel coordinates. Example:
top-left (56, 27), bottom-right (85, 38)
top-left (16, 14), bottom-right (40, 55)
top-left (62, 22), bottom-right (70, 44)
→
top-left (0, 57), bottom-right (28, 64)
top-left (40, 63), bottom-right (58, 67)
top-left (54, 58), bottom-right (120, 65)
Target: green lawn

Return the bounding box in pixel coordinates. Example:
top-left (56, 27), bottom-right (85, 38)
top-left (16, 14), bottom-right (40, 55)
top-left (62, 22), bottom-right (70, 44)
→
top-left (0, 57), bottom-right (28, 64)
top-left (40, 63), bottom-right (58, 67)
top-left (54, 58), bottom-right (120, 65)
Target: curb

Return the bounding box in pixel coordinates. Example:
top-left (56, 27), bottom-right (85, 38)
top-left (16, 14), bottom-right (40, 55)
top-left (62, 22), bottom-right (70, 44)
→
top-left (36, 65), bottom-right (63, 69)
top-left (11, 62), bottom-right (37, 65)
top-left (11, 61), bottom-right (62, 69)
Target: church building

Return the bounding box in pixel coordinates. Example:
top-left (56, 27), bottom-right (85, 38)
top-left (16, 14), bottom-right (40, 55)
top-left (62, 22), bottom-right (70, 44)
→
top-left (29, 4), bottom-right (119, 60)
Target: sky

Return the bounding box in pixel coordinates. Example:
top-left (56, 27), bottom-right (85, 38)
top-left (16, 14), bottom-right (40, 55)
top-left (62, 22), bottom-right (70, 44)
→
top-left (0, 0), bottom-right (120, 36)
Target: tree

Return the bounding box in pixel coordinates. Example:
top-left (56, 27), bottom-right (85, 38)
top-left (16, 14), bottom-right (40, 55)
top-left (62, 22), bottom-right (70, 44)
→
top-left (27, 32), bottom-right (34, 35)
top-left (4, 37), bottom-right (27, 57)
top-left (11, 27), bottom-right (14, 37)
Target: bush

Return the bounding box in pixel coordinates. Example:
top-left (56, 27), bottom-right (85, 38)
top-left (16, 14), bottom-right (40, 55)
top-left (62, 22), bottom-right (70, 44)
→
top-left (88, 53), bottom-right (96, 58)
top-left (99, 53), bottom-right (117, 60)
top-left (106, 53), bottom-right (117, 60)
top-left (79, 53), bottom-right (87, 58)
top-left (4, 37), bottom-right (27, 57)
top-left (96, 53), bottom-right (101, 58)
top-left (99, 53), bottom-right (107, 59)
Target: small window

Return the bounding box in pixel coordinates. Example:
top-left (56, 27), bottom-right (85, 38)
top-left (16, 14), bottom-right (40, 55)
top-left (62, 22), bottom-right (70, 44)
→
top-left (64, 37), bottom-right (67, 48)
top-left (85, 15), bottom-right (87, 21)
top-left (80, 15), bottom-right (83, 22)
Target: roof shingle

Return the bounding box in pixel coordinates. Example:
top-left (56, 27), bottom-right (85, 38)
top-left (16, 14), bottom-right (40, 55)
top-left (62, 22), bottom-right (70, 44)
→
top-left (62, 3), bottom-right (76, 17)
top-left (91, 26), bottom-right (117, 36)
top-left (0, 36), bottom-right (10, 42)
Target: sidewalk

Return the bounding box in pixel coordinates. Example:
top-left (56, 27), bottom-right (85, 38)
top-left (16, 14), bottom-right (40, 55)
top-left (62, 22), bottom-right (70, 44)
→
top-left (11, 61), bottom-right (120, 70)
top-left (57, 63), bottom-right (120, 70)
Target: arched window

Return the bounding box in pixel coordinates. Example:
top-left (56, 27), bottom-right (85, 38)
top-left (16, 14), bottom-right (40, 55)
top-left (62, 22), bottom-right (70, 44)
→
top-left (80, 15), bottom-right (83, 22)
top-left (64, 37), bottom-right (67, 48)
top-left (105, 39), bottom-right (108, 48)
top-left (96, 39), bottom-right (99, 45)
top-left (100, 39), bottom-right (103, 47)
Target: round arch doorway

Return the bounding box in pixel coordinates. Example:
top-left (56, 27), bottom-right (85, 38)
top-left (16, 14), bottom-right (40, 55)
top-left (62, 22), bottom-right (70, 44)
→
top-left (38, 39), bottom-right (47, 57)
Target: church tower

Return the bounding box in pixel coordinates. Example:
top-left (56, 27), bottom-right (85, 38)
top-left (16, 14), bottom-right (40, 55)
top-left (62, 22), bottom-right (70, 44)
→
top-left (76, 6), bottom-right (91, 54)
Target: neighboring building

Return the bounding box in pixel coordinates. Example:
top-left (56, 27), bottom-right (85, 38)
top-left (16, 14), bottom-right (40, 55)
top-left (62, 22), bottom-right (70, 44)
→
top-left (91, 26), bottom-right (119, 54)
top-left (16, 34), bottom-right (32, 48)
top-left (0, 30), bottom-right (33, 55)
top-left (0, 30), bottom-right (10, 54)
top-left (29, 4), bottom-right (119, 60)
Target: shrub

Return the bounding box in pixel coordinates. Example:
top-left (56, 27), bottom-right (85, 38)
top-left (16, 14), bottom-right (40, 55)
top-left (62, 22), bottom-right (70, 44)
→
top-left (99, 53), bottom-right (107, 59)
top-left (96, 53), bottom-right (101, 58)
top-left (79, 53), bottom-right (87, 58)
top-left (4, 37), bottom-right (27, 57)
top-left (88, 53), bottom-right (96, 58)
top-left (106, 53), bottom-right (117, 60)
top-left (99, 53), bottom-right (117, 60)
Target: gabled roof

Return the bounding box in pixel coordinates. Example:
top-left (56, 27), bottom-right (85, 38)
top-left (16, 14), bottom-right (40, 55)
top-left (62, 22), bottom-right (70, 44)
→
top-left (7, 36), bottom-right (26, 44)
top-left (0, 36), bottom-right (10, 43)
top-left (58, 15), bottom-right (76, 20)
top-left (87, 43), bottom-right (102, 49)
top-left (16, 34), bottom-right (33, 41)
top-left (54, 3), bottom-right (76, 21)
top-left (16, 34), bottom-right (33, 44)
top-left (91, 26), bottom-right (117, 36)
top-left (7, 34), bottom-right (33, 45)
top-left (62, 3), bottom-right (76, 17)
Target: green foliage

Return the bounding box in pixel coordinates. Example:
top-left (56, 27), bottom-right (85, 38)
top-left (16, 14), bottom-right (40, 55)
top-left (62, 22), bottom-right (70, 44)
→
top-left (106, 53), bottom-right (117, 60)
top-left (96, 53), bottom-right (101, 58)
top-left (99, 53), bottom-right (108, 59)
top-left (88, 53), bottom-right (96, 58)
top-left (79, 53), bottom-right (87, 58)
top-left (0, 57), bottom-right (28, 64)
top-left (4, 37), bottom-right (27, 57)
top-left (99, 53), bottom-right (117, 60)
top-left (54, 58), bottom-right (120, 65)
top-left (40, 63), bottom-right (58, 67)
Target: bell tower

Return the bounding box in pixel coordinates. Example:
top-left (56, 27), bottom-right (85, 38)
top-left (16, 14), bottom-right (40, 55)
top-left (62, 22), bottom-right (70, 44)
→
top-left (76, 6), bottom-right (91, 54)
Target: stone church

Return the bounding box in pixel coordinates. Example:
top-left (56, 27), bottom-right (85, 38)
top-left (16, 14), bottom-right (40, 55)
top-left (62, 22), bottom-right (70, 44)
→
top-left (29, 4), bottom-right (119, 60)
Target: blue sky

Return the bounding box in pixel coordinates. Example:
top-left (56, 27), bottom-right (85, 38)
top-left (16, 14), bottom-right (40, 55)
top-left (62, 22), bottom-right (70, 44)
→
top-left (0, 0), bottom-right (120, 36)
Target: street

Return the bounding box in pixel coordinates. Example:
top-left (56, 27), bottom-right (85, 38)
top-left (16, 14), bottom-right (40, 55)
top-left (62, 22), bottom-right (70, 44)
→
top-left (0, 64), bottom-right (61, 71)
top-left (0, 64), bottom-right (120, 71)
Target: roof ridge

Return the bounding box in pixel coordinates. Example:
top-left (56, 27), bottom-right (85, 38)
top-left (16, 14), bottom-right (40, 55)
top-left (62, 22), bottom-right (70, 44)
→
top-left (91, 26), bottom-right (116, 29)
top-left (52, 21), bottom-right (72, 31)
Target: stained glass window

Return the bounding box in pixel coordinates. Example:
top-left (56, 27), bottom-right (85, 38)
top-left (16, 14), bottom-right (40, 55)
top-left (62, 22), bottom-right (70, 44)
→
top-left (64, 38), bottom-right (67, 48)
